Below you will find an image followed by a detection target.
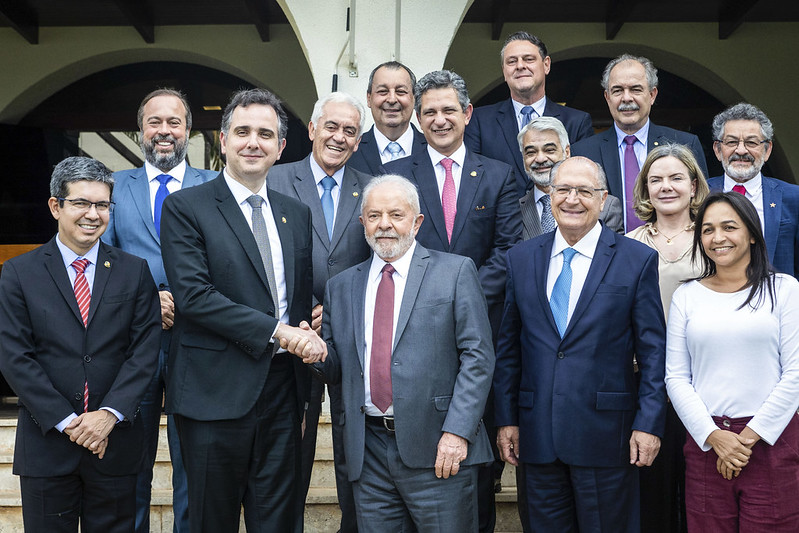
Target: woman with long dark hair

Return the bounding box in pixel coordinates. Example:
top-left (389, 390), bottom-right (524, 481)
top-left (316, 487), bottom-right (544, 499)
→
top-left (665, 192), bottom-right (799, 532)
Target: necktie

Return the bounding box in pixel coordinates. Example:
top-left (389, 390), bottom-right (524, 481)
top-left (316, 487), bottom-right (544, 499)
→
top-left (623, 135), bottom-right (643, 231)
top-left (154, 174), bottom-right (173, 238)
top-left (72, 258), bottom-right (91, 412)
top-left (386, 141), bottom-right (404, 161)
top-left (320, 176), bottom-right (336, 241)
top-left (246, 195), bottom-right (280, 316)
top-left (550, 248), bottom-right (577, 338)
top-left (732, 184), bottom-right (747, 195)
top-left (539, 194), bottom-right (557, 233)
top-left (440, 158), bottom-right (457, 243)
top-left (520, 106), bottom-right (535, 129)
top-left (370, 264), bottom-right (395, 413)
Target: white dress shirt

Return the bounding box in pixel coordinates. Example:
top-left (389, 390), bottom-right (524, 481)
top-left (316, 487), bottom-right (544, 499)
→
top-left (546, 222), bottom-right (602, 327)
top-left (428, 143), bottom-right (467, 199)
top-left (723, 173), bottom-right (765, 236)
top-left (145, 160), bottom-right (186, 216)
top-left (362, 241), bottom-right (417, 416)
top-left (374, 126), bottom-right (415, 164)
top-left (511, 96), bottom-right (546, 130)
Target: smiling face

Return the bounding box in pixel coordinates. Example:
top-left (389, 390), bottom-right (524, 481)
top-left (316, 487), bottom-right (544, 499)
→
top-left (604, 60), bottom-right (658, 134)
top-left (309, 101), bottom-right (361, 175)
top-left (522, 128), bottom-right (568, 189)
top-left (646, 156), bottom-right (696, 218)
top-left (417, 88), bottom-right (472, 157)
top-left (140, 95), bottom-right (190, 172)
top-left (550, 158), bottom-right (607, 244)
top-left (713, 119), bottom-right (772, 183)
top-left (220, 103), bottom-right (286, 189)
top-left (367, 66), bottom-right (414, 137)
top-left (360, 182), bottom-right (423, 262)
top-left (502, 39), bottom-right (551, 103)
top-left (700, 201), bottom-right (755, 273)
top-left (49, 180), bottom-right (111, 255)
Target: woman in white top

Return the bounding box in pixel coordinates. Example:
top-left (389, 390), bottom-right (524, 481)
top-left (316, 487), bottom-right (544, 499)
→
top-left (666, 192), bottom-right (799, 532)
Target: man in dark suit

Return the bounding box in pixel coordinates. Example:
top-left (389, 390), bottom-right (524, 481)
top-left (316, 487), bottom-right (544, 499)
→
top-left (465, 31), bottom-right (594, 196)
top-left (347, 61), bottom-right (427, 175)
top-left (103, 88), bottom-right (215, 533)
top-left (0, 156), bottom-right (161, 533)
top-left (571, 54), bottom-right (708, 231)
top-left (268, 91), bottom-right (373, 533)
top-left (494, 156), bottom-right (666, 532)
top-left (312, 174), bottom-right (494, 532)
top-left (160, 88), bottom-right (325, 533)
top-left (384, 69), bottom-right (521, 533)
top-left (707, 102), bottom-right (799, 278)
top-left (517, 115), bottom-right (624, 239)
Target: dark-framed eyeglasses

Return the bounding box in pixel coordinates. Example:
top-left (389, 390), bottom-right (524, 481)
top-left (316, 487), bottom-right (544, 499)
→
top-left (715, 137), bottom-right (770, 150)
top-left (57, 198), bottom-right (115, 212)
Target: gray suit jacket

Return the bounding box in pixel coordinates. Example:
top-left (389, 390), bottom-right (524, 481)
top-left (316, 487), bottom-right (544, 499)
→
top-left (519, 188), bottom-right (625, 240)
top-left (317, 244), bottom-right (495, 481)
top-left (267, 156), bottom-right (373, 304)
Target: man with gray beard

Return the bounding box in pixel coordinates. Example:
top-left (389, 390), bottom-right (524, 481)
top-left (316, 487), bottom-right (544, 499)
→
top-left (103, 88), bottom-right (216, 533)
top-left (707, 102), bottom-right (799, 278)
top-left (518, 116), bottom-right (623, 240)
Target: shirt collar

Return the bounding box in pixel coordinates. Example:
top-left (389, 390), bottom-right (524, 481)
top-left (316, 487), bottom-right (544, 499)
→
top-left (427, 142), bottom-right (466, 169)
top-left (614, 119), bottom-right (650, 148)
top-left (373, 125), bottom-right (415, 156)
top-left (511, 95), bottom-right (546, 119)
top-left (551, 221), bottom-right (602, 260)
top-left (309, 156), bottom-right (345, 187)
top-left (55, 234), bottom-right (101, 270)
top-left (368, 240), bottom-right (417, 282)
top-left (723, 172), bottom-right (762, 194)
top-left (223, 169), bottom-right (269, 206)
top-left (145, 159), bottom-right (186, 183)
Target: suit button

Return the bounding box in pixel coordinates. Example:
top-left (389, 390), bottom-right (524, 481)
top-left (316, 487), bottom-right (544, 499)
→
top-left (74, 393), bottom-right (82, 401)
top-left (84, 354), bottom-right (92, 363)
top-left (557, 352), bottom-right (565, 359)
top-left (159, 283), bottom-right (166, 289)
top-left (360, 371), bottom-right (364, 378)
top-left (328, 259), bottom-right (335, 266)
top-left (360, 406), bottom-right (365, 413)
top-left (722, 419), bottom-right (731, 428)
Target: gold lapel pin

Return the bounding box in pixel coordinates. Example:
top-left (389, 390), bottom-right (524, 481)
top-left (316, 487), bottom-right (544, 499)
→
top-left (770, 203), bottom-right (776, 208)
top-left (654, 141), bottom-right (660, 146)
top-left (470, 171), bottom-right (477, 177)
top-left (281, 216), bottom-right (287, 223)
top-left (104, 261), bottom-right (111, 268)
top-left (353, 192), bottom-right (359, 197)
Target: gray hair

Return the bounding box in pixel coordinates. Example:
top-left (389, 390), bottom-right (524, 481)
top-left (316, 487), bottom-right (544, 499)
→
top-left (500, 31), bottom-right (548, 63)
top-left (550, 156), bottom-right (607, 190)
top-left (601, 54), bottom-right (658, 92)
top-left (310, 92), bottom-right (366, 137)
top-left (220, 88), bottom-right (288, 144)
top-left (516, 116), bottom-right (570, 153)
top-left (50, 156), bottom-right (114, 198)
top-left (712, 102), bottom-right (774, 141)
top-left (414, 70), bottom-right (470, 114)
top-left (361, 174), bottom-right (420, 216)
top-left (367, 62), bottom-right (417, 95)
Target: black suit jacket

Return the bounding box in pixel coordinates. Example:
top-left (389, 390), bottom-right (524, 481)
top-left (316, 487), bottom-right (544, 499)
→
top-left (347, 124), bottom-right (427, 176)
top-left (0, 239), bottom-right (161, 476)
top-left (570, 123), bottom-right (708, 200)
top-left (160, 173), bottom-right (314, 421)
top-left (465, 97), bottom-right (594, 196)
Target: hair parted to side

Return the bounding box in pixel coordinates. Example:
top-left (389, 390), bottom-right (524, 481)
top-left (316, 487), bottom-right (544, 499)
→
top-left (50, 156), bottom-right (114, 199)
top-left (220, 88), bottom-right (289, 144)
top-left (310, 92), bottom-right (366, 137)
top-left (413, 70), bottom-right (470, 115)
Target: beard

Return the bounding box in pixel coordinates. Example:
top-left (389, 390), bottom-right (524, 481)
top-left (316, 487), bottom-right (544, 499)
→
top-left (724, 152), bottom-right (763, 182)
top-left (365, 227), bottom-right (416, 261)
top-left (142, 133), bottom-right (189, 172)
top-left (526, 160), bottom-right (558, 188)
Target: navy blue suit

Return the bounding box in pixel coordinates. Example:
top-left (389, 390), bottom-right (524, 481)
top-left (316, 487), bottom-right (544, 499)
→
top-left (465, 98), bottom-right (593, 196)
top-left (347, 124), bottom-right (427, 176)
top-left (707, 175), bottom-right (799, 278)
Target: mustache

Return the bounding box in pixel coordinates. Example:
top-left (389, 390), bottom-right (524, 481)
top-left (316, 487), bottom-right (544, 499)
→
top-left (151, 134), bottom-right (176, 143)
top-left (373, 230), bottom-right (399, 239)
top-left (617, 103), bottom-right (640, 112)
top-left (529, 161), bottom-right (554, 172)
top-left (729, 153), bottom-right (755, 163)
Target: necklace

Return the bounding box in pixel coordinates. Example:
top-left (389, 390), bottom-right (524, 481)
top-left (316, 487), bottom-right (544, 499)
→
top-left (651, 222), bottom-right (694, 245)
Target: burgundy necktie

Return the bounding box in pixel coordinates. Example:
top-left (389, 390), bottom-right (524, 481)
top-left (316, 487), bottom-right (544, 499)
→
top-left (370, 264), bottom-right (395, 413)
top-left (624, 135), bottom-right (643, 231)
top-left (72, 258), bottom-right (91, 412)
top-left (732, 184), bottom-right (747, 195)
top-left (440, 158), bottom-right (456, 243)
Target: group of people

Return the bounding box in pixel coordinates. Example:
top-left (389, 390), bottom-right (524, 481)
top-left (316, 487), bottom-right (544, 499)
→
top-left (1, 29), bottom-right (798, 533)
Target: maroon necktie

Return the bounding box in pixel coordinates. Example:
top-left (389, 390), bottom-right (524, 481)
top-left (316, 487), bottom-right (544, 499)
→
top-left (370, 264), bottom-right (395, 413)
top-left (440, 158), bottom-right (457, 243)
top-left (71, 258), bottom-right (91, 412)
top-left (732, 184), bottom-right (747, 195)
top-left (624, 135), bottom-right (643, 231)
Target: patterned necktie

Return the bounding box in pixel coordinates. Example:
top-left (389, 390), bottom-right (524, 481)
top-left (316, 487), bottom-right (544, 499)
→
top-left (623, 135), bottom-right (643, 231)
top-left (386, 141), bottom-right (404, 161)
top-left (539, 194), bottom-right (557, 233)
top-left (732, 184), bottom-right (747, 195)
top-left (72, 258), bottom-right (91, 412)
top-left (550, 248), bottom-right (577, 338)
top-left (154, 174), bottom-right (173, 238)
top-left (520, 106), bottom-right (535, 129)
top-left (440, 158), bottom-right (457, 243)
top-left (370, 264), bottom-right (395, 413)
top-left (246, 195), bottom-right (280, 316)
top-left (320, 176), bottom-right (336, 241)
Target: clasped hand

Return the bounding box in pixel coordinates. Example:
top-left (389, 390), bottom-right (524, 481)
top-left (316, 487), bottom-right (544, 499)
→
top-left (277, 321), bottom-right (327, 363)
top-left (64, 410), bottom-right (116, 459)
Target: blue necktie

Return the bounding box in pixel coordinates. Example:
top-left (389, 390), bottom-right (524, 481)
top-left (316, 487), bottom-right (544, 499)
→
top-left (153, 174), bottom-right (172, 238)
top-left (386, 141), bottom-right (403, 160)
top-left (520, 106), bottom-right (535, 129)
top-left (321, 176), bottom-right (336, 241)
top-left (550, 248), bottom-right (577, 337)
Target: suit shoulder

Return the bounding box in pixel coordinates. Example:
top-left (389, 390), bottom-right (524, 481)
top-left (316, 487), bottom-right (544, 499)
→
top-left (652, 124), bottom-right (700, 143)
top-left (571, 132), bottom-right (605, 154)
top-left (471, 100), bottom-right (506, 119)
top-left (766, 176), bottom-right (799, 194)
top-left (101, 242), bottom-right (152, 268)
top-left (269, 187), bottom-right (311, 214)
top-left (556, 103), bottom-right (592, 121)
top-left (191, 167), bottom-right (219, 180)
top-left (472, 152), bottom-right (513, 172)
top-left (382, 155), bottom-right (414, 176)
top-left (615, 232), bottom-right (659, 259)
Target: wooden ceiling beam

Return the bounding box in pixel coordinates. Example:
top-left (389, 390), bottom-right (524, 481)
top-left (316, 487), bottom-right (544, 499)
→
top-left (244, 0), bottom-right (270, 42)
top-left (491, 0), bottom-right (512, 41)
top-left (112, 0), bottom-right (155, 44)
top-left (718, 0), bottom-right (760, 39)
top-left (606, 0), bottom-right (638, 40)
top-left (0, 0), bottom-right (39, 44)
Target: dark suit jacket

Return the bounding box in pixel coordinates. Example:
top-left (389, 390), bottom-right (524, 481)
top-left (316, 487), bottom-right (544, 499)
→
top-left (494, 226), bottom-right (666, 467)
top-left (570, 123), bottom-right (708, 200)
top-left (0, 239), bottom-right (161, 476)
top-left (160, 173), bottom-right (314, 421)
top-left (519, 188), bottom-right (625, 239)
top-left (707, 175), bottom-right (799, 278)
top-left (465, 97), bottom-right (594, 196)
top-left (267, 156), bottom-right (373, 304)
top-left (318, 245), bottom-right (495, 481)
top-left (347, 124), bottom-right (427, 176)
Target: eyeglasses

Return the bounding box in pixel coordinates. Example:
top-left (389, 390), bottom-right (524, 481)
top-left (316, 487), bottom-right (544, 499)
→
top-left (58, 198), bottom-right (115, 212)
top-left (551, 185), bottom-right (605, 199)
top-left (716, 138), bottom-right (770, 150)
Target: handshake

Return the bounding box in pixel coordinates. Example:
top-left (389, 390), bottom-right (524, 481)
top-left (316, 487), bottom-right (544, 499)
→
top-left (275, 320), bottom-right (327, 363)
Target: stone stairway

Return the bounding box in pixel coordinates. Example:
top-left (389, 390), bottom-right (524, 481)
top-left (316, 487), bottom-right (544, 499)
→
top-left (0, 407), bottom-right (522, 532)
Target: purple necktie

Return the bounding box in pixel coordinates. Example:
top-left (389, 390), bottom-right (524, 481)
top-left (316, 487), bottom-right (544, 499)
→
top-left (370, 264), bottom-right (395, 413)
top-left (623, 135), bottom-right (643, 231)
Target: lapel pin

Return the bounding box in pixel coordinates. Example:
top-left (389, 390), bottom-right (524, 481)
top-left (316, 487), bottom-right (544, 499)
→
top-left (281, 216), bottom-right (287, 223)
top-left (353, 192), bottom-right (359, 197)
top-left (470, 171), bottom-right (477, 177)
top-left (104, 261), bottom-right (111, 268)
top-left (654, 141), bottom-right (660, 146)
top-left (770, 203), bottom-right (776, 208)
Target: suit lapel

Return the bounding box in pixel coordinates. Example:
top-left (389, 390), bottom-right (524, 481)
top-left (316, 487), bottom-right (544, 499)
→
top-left (393, 245), bottom-right (427, 351)
top-left (128, 168), bottom-right (160, 243)
top-left (269, 190), bottom-right (296, 311)
top-left (599, 129), bottom-right (623, 197)
top-left (497, 99), bottom-right (526, 178)
top-left (564, 227), bottom-right (616, 338)
top-left (450, 151), bottom-right (482, 248)
top-left (87, 244), bottom-right (112, 326)
top-left (183, 166), bottom-right (205, 188)
top-left (359, 129), bottom-right (383, 174)
top-left (42, 239), bottom-right (87, 327)
top-left (519, 189), bottom-right (543, 240)
top-left (331, 167), bottom-right (362, 251)
top-left (412, 154), bottom-right (449, 248)
top-left (534, 234), bottom-right (559, 335)
top-left (292, 158), bottom-right (330, 252)
top-left (353, 261), bottom-right (370, 370)
top-left (761, 177), bottom-right (780, 264)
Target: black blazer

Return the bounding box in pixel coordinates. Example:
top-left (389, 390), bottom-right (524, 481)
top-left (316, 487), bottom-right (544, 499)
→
top-left (347, 124), bottom-right (427, 176)
top-left (0, 239), bottom-right (161, 476)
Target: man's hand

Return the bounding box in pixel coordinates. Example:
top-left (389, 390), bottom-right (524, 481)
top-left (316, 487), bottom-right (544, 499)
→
top-left (159, 290), bottom-right (175, 330)
top-left (277, 321), bottom-right (327, 363)
top-left (434, 432), bottom-right (468, 479)
top-left (65, 410), bottom-right (117, 453)
top-left (497, 425), bottom-right (520, 466)
top-left (706, 428), bottom-right (757, 479)
top-left (630, 430), bottom-right (661, 467)
top-left (311, 304), bottom-right (323, 336)
top-left (92, 438), bottom-right (109, 460)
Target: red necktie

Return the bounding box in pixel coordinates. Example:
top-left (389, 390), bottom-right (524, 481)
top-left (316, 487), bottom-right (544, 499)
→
top-left (370, 264), bottom-right (395, 413)
top-left (440, 158), bottom-right (457, 243)
top-left (732, 184), bottom-right (747, 195)
top-left (71, 258), bottom-right (91, 412)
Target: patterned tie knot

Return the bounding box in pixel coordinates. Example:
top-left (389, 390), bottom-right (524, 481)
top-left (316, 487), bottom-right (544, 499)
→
top-left (72, 258), bottom-right (90, 274)
top-left (624, 135), bottom-right (637, 147)
top-left (440, 158), bottom-right (454, 173)
top-left (540, 195), bottom-right (551, 208)
top-left (321, 175), bottom-right (336, 192)
top-left (156, 174), bottom-right (173, 186)
top-left (732, 184), bottom-right (747, 195)
top-left (246, 194), bottom-right (264, 209)
top-left (382, 263), bottom-right (395, 277)
top-left (562, 247), bottom-right (577, 265)
top-left (386, 142), bottom-right (403, 159)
